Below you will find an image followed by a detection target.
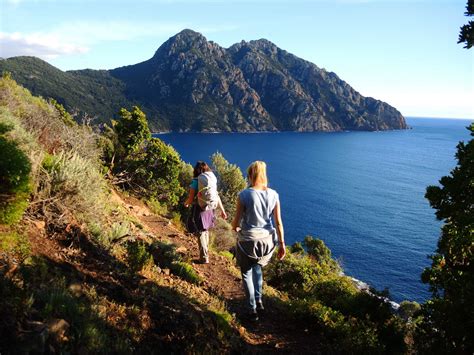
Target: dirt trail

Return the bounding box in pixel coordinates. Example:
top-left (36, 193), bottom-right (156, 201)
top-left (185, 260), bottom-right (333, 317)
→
top-left (121, 194), bottom-right (322, 353)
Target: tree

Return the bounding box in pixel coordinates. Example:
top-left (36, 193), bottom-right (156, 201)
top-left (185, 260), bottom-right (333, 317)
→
top-left (416, 123), bottom-right (474, 353)
top-left (112, 106), bottom-right (185, 207)
top-left (458, 0), bottom-right (474, 48)
top-left (115, 106), bottom-right (151, 155)
top-left (210, 152), bottom-right (246, 219)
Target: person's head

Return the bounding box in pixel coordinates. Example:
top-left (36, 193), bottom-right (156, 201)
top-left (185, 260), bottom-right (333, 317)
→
top-left (247, 161), bottom-right (268, 187)
top-left (193, 161), bottom-right (211, 178)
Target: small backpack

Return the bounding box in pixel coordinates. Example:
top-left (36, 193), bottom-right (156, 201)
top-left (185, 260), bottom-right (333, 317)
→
top-left (197, 171), bottom-right (219, 210)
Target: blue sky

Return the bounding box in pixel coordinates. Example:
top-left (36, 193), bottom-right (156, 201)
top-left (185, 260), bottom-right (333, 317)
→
top-left (1, 0), bottom-right (473, 119)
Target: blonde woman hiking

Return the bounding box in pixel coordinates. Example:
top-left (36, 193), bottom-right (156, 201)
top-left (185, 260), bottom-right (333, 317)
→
top-left (232, 161), bottom-right (286, 322)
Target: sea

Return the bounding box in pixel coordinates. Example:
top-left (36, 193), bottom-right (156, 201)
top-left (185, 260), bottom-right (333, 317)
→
top-left (156, 117), bottom-right (473, 303)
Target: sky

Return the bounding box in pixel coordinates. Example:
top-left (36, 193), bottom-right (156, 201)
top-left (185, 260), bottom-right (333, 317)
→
top-left (1, 0), bottom-right (473, 119)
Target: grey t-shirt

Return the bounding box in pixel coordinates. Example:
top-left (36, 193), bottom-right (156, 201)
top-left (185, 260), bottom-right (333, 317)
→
top-left (239, 187), bottom-right (279, 232)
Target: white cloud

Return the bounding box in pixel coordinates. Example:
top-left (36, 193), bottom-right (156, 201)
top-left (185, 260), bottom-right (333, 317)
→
top-left (0, 21), bottom-right (238, 59)
top-left (49, 21), bottom-right (188, 45)
top-left (0, 32), bottom-right (88, 59)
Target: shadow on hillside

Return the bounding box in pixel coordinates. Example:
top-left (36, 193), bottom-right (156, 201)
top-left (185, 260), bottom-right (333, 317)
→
top-left (1, 227), bottom-right (246, 353)
top-left (225, 289), bottom-right (324, 353)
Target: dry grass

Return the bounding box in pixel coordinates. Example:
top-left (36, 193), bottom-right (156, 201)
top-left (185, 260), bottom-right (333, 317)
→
top-left (0, 75), bottom-right (108, 228)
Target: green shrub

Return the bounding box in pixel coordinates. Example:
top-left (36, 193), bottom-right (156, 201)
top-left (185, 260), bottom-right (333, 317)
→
top-left (115, 106), bottom-right (151, 155)
top-left (150, 240), bottom-right (180, 267)
top-left (210, 218), bottom-right (235, 253)
top-left (290, 241), bottom-right (304, 253)
top-left (170, 211), bottom-right (185, 231)
top-left (49, 98), bottom-right (75, 126)
top-left (150, 240), bottom-right (202, 283)
top-left (38, 150), bottom-right (106, 223)
top-left (94, 222), bottom-right (130, 248)
top-left (126, 240), bottom-right (153, 272)
top-left (266, 251), bottom-right (320, 297)
top-left (211, 152), bottom-right (246, 219)
top-left (266, 238), bottom-right (406, 353)
top-left (398, 300), bottom-right (421, 321)
top-left (0, 132), bottom-right (30, 194)
top-left (0, 196), bottom-right (29, 225)
top-left (0, 122), bottom-right (32, 225)
top-left (0, 76), bottom-right (100, 162)
top-left (170, 261), bottom-right (202, 284)
top-left (146, 197), bottom-right (168, 215)
top-left (0, 231), bottom-right (31, 261)
top-left (417, 123), bottom-right (474, 353)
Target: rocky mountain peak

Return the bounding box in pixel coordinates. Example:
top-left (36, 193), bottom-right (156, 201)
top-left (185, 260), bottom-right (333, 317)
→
top-left (1, 29), bottom-right (407, 132)
top-left (152, 29), bottom-right (227, 65)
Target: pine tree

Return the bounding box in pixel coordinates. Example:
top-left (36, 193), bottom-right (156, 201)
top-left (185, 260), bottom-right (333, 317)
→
top-left (416, 123), bottom-right (474, 353)
top-left (458, 0), bottom-right (474, 48)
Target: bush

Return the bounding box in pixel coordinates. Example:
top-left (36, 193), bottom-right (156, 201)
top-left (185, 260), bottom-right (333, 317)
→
top-left (38, 150), bottom-right (106, 223)
top-left (0, 75), bottom-right (100, 162)
top-left (94, 222), bottom-right (131, 248)
top-left (150, 240), bottom-right (181, 268)
top-left (398, 300), bottom-right (421, 321)
top-left (111, 107), bottom-right (186, 208)
top-left (266, 251), bottom-right (320, 297)
top-left (0, 133), bottom-right (31, 194)
top-left (211, 152), bottom-right (246, 219)
top-left (170, 261), bottom-right (202, 284)
top-left (149, 240), bottom-right (201, 283)
top-left (115, 106), bottom-right (151, 155)
top-left (266, 238), bottom-right (406, 353)
top-left (120, 137), bottom-right (185, 207)
top-left (0, 231), bottom-right (31, 261)
top-left (0, 121), bottom-right (32, 225)
top-left (126, 240), bottom-right (154, 273)
top-left (417, 123), bottom-right (474, 353)
top-left (210, 218), bottom-right (235, 253)
top-left (146, 197), bottom-right (168, 216)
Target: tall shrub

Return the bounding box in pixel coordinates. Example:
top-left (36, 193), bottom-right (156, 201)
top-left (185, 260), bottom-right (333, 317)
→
top-left (416, 124), bottom-right (474, 353)
top-left (113, 106), bottom-right (187, 208)
top-left (211, 152), bottom-right (246, 218)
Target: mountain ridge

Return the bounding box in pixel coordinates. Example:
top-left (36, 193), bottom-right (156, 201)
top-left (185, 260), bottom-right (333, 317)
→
top-left (0, 29), bottom-right (407, 132)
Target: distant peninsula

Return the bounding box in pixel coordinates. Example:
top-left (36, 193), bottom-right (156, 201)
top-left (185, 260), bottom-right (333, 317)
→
top-left (0, 29), bottom-right (407, 132)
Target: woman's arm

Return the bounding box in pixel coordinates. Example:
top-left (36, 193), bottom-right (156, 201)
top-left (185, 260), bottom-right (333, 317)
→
top-left (273, 200), bottom-right (286, 260)
top-left (217, 196), bottom-right (228, 219)
top-left (184, 188), bottom-right (196, 207)
top-left (231, 197), bottom-right (243, 232)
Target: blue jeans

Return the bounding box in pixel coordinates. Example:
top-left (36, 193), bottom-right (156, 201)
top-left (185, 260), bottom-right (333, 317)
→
top-left (241, 264), bottom-right (263, 311)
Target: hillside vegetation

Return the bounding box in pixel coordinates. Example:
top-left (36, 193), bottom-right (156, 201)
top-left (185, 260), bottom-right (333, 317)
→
top-left (2, 76), bottom-right (471, 353)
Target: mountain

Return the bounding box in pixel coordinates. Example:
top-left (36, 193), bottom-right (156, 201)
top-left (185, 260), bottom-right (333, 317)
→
top-left (0, 29), bottom-right (407, 132)
top-left (0, 56), bottom-right (133, 122)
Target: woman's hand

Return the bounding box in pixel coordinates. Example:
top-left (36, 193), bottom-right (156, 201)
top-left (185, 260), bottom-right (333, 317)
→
top-left (277, 245), bottom-right (286, 260)
top-left (232, 226), bottom-right (241, 233)
top-left (221, 210), bottom-right (228, 220)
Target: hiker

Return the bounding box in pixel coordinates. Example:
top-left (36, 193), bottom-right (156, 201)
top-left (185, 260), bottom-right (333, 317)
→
top-left (232, 161), bottom-right (285, 321)
top-left (184, 161), bottom-right (227, 264)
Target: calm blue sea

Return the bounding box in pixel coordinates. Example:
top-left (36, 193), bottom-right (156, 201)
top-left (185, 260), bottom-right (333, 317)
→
top-left (156, 118), bottom-right (473, 303)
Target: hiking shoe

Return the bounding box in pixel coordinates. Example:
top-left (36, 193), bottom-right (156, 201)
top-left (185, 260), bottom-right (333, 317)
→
top-left (248, 309), bottom-right (259, 322)
top-left (256, 300), bottom-right (264, 311)
top-left (201, 258), bottom-right (209, 264)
